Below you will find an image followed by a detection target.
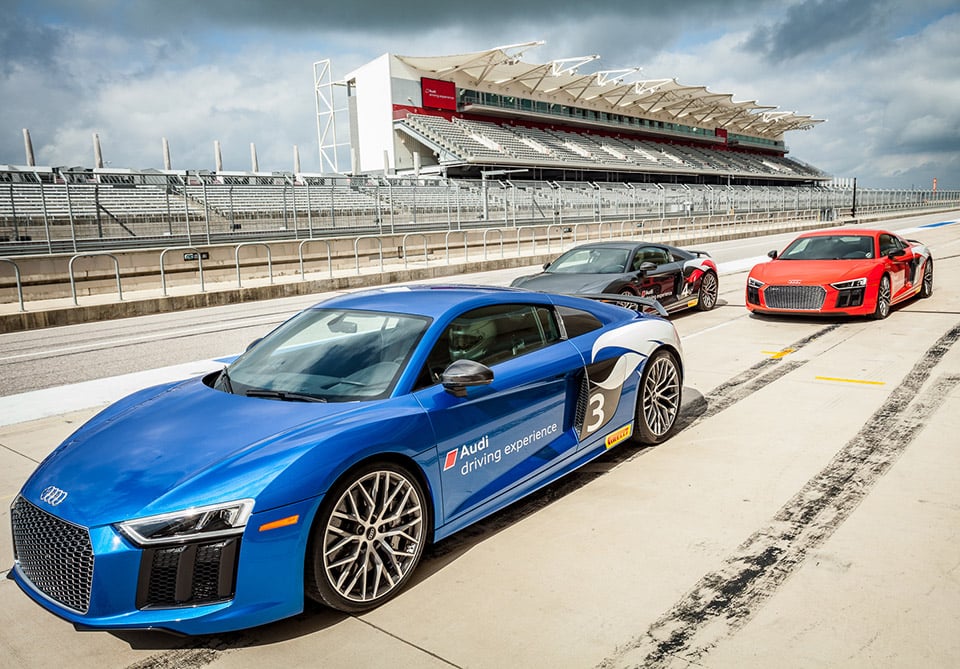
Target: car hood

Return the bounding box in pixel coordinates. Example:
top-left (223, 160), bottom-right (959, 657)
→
top-left (751, 259), bottom-right (878, 285)
top-left (513, 273), bottom-right (618, 294)
top-left (20, 377), bottom-right (362, 527)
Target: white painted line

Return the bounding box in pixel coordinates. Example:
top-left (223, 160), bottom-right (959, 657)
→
top-left (717, 255), bottom-right (769, 275)
top-left (681, 319), bottom-right (741, 340)
top-left (0, 315), bottom-right (281, 363)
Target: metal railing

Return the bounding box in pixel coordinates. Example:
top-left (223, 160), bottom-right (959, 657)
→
top-left (4, 168), bottom-right (956, 257)
top-left (1, 205), bottom-right (953, 312)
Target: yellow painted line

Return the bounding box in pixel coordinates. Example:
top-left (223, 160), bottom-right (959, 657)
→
top-left (815, 376), bottom-right (886, 386)
top-left (762, 348), bottom-right (796, 359)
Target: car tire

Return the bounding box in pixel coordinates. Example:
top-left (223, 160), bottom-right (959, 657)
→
top-left (696, 271), bottom-right (719, 311)
top-left (615, 287), bottom-right (640, 311)
top-left (919, 260), bottom-right (933, 298)
top-left (306, 461), bottom-right (428, 613)
top-left (632, 349), bottom-right (682, 445)
top-left (871, 274), bottom-right (891, 320)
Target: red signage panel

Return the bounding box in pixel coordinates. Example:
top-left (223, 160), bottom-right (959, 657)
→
top-left (421, 78), bottom-right (457, 111)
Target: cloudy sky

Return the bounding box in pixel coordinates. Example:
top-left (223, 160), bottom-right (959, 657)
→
top-left (3, 0), bottom-right (958, 188)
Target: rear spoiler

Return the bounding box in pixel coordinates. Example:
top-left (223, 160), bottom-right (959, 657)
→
top-left (685, 249), bottom-right (712, 258)
top-left (574, 293), bottom-right (668, 318)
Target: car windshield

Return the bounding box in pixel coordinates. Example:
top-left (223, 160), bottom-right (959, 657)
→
top-left (221, 308), bottom-right (430, 402)
top-left (779, 235), bottom-right (875, 260)
top-left (548, 248), bottom-right (630, 274)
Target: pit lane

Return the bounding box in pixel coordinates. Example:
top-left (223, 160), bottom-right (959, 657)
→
top-left (1, 211), bottom-right (958, 668)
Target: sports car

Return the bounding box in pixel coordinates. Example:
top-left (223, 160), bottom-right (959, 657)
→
top-left (10, 285), bottom-right (683, 635)
top-left (510, 241), bottom-right (719, 315)
top-left (746, 228), bottom-right (933, 319)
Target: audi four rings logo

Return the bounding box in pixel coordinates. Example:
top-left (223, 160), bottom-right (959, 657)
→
top-left (39, 486), bottom-right (68, 506)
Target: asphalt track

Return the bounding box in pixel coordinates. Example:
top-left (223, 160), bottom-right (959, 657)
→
top-left (0, 211), bottom-right (958, 668)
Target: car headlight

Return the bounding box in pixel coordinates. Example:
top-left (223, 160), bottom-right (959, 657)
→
top-left (116, 499), bottom-right (255, 546)
top-left (830, 277), bottom-right (867, 290)
top-left (747, 277), bottom-right (765, 288)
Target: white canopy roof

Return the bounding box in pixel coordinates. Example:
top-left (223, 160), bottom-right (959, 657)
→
top-left (395, 42), bottom-right (824, 139)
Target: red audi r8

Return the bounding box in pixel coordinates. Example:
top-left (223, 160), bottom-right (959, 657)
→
top-left (746, 229), bottom-right (933, 319)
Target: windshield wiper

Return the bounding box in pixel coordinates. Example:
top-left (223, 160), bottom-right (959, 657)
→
top-left (218, 367), bottom-right (235, 393)
top-left (245, 388), bottom-right (327, 403)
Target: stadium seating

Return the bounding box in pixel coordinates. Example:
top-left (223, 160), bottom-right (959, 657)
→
top-left (396, 113), bottom-right (825, 181)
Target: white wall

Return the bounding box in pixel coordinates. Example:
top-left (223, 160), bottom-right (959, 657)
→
top-left (345, 54), bottom-right (395, 174)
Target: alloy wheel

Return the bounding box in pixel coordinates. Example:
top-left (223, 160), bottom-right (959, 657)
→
top-left (319, 467), bottom-right (425, 608)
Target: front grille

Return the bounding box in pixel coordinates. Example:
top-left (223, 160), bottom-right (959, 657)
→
top-left (136, 538), bottom-right (240, 609)
top-left (10, 496), bottom-right (94, 613)
top-left (764, 285), bottom-right (826, 310)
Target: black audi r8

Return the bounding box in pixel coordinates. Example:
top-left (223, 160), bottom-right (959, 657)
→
top-left (511, 241), bottom-right (719, 315)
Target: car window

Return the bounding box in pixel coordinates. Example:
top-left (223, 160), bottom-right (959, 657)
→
top-left (878, 234), bottom-right (900, 255)
top-left (550, 248), bottom-right (629, 274)
top-left (556, 306), bottom-right (603, 338)
top-left (418, 304), bottom-right (561, 387)
top-left (225, 308), bottom-right (429, 401)
top-left (782, 235), bottom-right (874, 260)
top-left (632, 246), bottom-right (671, 268)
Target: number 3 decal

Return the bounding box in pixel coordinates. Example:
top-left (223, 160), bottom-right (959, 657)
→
top-left (586, 392), bottom-right (605, 433)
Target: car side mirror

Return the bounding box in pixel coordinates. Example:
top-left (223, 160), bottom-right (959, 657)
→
top-left (768, 250), bottom-right (778, 259)
top-left (245, 337), bottom-right (262, 351)
top-left (637, 261), bottom-right (657, 274)
top-left (441, 359), bottom-right (494, 398)
top-left (543, 261), bottom-right (552, 270)
top-left (886, 248), bottom-right (906, 259)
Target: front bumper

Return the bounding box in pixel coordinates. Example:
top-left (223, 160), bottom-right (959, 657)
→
top-left (746, 282), bottom-right (876, 317)
top-left (10, 496), bottom-right (320, 635)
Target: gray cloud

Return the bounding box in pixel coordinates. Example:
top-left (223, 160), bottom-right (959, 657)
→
top-left (742, 0), bottom-right (891, 62)
top-left (0, 15), bottom-right (64, 76)
top-left (28, 1), bottom-right (772, 36)
top-left (3, 0), bottom-right (959, 188)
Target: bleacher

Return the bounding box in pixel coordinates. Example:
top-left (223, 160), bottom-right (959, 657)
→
top-left (396, 113), bottom-right (826, 182)
top-left (0, 183), bottom-right (208, 237)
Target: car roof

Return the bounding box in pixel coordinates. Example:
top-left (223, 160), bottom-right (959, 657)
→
top-left (795, 229), bottom-right (886, 238)
top-left (310, 284), bottom-right (554, 319)
top-left (562, 240), bottom-right (667, 251)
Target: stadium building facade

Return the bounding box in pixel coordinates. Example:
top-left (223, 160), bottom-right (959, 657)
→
top-left (336, 42), bottom-right (828, 186)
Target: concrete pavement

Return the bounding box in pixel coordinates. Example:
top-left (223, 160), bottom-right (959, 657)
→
top-left (1, 213), bottom-right (958, 668)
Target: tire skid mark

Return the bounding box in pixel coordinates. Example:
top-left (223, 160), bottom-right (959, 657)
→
top-left (124, 634), bottom-right (253, 669)
top-left (676, 323), bottom-right (841, 432)
top-left (599, 322), bottom-right (960, 669)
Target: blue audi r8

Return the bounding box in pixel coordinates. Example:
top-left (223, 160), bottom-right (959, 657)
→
top-left (10, 285), bottom-right (683, 634)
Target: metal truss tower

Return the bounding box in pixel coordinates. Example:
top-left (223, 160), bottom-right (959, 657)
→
top-left (314, 59), bottom-right (349, 174)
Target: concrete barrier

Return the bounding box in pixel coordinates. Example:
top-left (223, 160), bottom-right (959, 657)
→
top-left (3, 206), bottom-right (952, 333)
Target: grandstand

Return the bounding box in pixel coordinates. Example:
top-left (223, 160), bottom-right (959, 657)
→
top-left (334, 42), bottom-right (828, 185)
top-left (3, 41), bottom-right (958, 256)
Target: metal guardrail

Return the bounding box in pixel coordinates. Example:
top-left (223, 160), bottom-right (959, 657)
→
top-left (0, 258), bottom-right (24, 311)
top-left (9, 171), bottom-right (955, 258)
top-left (353, 236), bottom-right (384, 275)
top-left (235, 243), bottom-right (273, 288)
top-left (69, 253), bottom-right (123, 305)
top-left (401, 233), bottom-right (428, 269)
top-left (1, 205), bottom-right (954, 311)
top-left (159, 246), bottom-right (206, 296)
top-left (482, 228), bottom-right (504, 260)
top-left (298, 239), bottom-right (333, 279)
